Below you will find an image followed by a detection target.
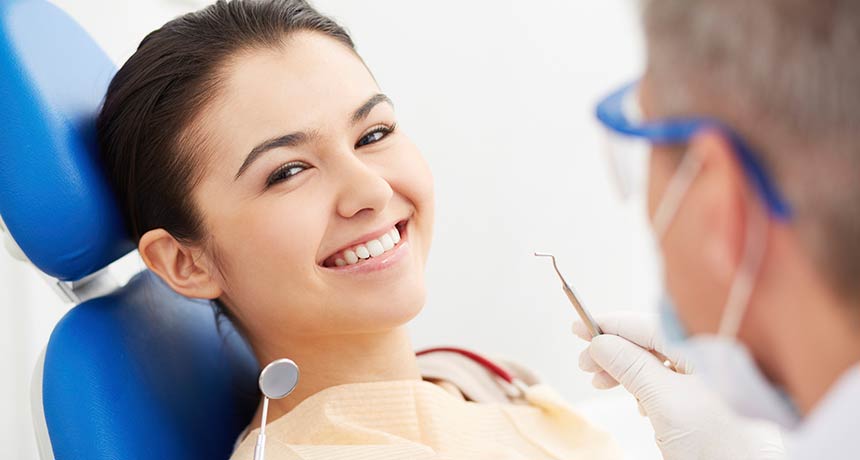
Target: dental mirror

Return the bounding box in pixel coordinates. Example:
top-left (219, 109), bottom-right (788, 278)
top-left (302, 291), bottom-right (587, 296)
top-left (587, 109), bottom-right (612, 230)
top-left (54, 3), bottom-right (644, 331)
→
top-left (254, 358), bottom-right (300, 460)
top-left (260, 358), bottom-right (300, 399)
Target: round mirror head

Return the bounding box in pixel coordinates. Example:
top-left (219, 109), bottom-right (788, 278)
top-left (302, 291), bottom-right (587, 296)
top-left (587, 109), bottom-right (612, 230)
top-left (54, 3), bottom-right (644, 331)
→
top-left (258, 358), bottom-right (300, 400)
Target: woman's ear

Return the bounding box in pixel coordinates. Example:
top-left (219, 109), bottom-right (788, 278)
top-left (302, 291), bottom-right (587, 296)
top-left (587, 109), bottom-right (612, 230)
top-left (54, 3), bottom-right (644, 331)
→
top-left (689, 130), bottom-right (748, 283)
top-left (138, 228), bottom-right (223, 299)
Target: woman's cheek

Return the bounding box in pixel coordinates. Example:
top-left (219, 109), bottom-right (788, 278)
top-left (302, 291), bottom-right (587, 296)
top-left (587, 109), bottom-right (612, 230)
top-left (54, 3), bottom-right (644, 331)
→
top-left (393, 142), bottom-right (434, 205)
top-left (396, 146), bottom-right (435, 258)
top-left (227, 199), bottom-right (322, 289)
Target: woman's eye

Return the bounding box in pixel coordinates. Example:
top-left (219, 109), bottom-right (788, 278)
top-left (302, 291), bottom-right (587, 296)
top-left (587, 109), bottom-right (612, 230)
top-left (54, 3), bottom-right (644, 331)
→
top-left (266, 162), bottom-right (308, 187)
top-left (356, 124), bottom-right (396, 148)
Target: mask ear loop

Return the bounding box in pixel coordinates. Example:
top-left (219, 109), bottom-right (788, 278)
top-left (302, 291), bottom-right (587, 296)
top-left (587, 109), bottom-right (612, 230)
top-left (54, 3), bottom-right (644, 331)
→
top-left (717, 197), bottom-right (768, 338)
top-left (650, 141), bottom-right (769, 339)
top-left (653, 148), bottom-right (706, 240)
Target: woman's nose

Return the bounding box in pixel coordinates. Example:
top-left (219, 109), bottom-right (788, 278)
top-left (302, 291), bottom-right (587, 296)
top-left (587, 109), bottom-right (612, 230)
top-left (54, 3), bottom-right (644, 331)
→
top-left (334, 155), bottom-right (394, 219)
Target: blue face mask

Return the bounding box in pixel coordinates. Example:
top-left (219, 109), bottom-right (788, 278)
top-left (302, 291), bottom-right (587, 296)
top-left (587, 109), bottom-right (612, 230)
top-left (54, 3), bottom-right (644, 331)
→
top-left (658, 292), bottom-right (688, 345)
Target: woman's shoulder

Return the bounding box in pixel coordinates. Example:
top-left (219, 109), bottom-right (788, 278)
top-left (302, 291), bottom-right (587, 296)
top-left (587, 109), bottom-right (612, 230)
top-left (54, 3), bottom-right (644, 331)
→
top-left (416, 347), bottom-right (542, 404)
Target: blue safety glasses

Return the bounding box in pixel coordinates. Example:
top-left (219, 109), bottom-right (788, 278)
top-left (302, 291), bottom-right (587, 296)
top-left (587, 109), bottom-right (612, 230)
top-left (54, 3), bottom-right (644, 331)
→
top-left (595, 81), bottom-right (792, 221)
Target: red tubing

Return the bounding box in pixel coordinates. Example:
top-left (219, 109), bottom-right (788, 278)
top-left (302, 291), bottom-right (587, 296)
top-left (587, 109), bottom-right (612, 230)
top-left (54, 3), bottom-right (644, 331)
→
top-left (416, 346), bottom-right (515, 384)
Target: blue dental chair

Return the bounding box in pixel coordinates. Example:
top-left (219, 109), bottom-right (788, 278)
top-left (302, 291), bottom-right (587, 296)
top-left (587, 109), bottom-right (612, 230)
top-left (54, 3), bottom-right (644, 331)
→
top-left (0, 1), bottom-right (260, 458)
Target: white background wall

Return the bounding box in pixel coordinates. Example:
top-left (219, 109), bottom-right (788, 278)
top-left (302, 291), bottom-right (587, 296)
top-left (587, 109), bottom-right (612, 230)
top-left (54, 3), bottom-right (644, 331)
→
top-left (1, 1), bottom-right (662, 459)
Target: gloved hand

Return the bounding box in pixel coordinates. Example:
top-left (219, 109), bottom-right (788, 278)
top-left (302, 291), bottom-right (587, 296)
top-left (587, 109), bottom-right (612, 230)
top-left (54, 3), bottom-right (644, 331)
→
top-left (572, 312), bottom-right (785, 460)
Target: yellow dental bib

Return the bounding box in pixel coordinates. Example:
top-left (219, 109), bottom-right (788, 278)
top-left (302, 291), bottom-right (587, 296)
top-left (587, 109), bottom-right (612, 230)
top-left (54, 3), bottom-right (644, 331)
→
top-left (230, 379), bottom-right (620, 460)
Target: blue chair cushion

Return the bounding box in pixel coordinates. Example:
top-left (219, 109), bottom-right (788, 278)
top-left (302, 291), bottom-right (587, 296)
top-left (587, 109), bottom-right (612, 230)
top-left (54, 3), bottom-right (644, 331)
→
top-left (2, 2), bottom-right (260, 458)
top-left (43, 270), bottom-right (259, 460)
top-left (0, 0), bottom-right (134, 281)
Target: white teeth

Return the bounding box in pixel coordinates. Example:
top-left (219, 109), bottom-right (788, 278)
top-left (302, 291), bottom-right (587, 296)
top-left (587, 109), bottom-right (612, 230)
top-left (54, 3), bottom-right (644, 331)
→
top-left (380, 234), bottom-right (394, 251)
top-left (367, 239), bottom-right (385, 257)
top-left (329, 224), bottom-right (405, 267)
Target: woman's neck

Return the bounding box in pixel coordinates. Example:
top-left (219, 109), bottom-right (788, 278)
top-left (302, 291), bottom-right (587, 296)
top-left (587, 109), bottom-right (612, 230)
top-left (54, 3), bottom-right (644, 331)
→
top-left (248, 326), bottom-right (421, 429)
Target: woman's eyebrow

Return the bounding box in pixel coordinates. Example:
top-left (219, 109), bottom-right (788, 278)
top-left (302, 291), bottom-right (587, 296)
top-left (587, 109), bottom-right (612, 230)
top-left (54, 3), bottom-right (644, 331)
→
top-left (351, 93), bottom-right (393, 125)
top-left (235, 131), bottom-right (313, 180)
top-left (234, 93), bottom-right (394, 180)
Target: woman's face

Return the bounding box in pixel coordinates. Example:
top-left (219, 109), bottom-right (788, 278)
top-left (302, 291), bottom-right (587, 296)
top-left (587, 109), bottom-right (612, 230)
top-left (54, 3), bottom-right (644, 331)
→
top-left (190, 32), bottom-right (434, 346)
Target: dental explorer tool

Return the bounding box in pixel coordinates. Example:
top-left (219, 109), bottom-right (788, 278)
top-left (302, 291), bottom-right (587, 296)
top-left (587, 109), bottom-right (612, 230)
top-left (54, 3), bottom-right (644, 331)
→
top-left (254, 358), bottom-right (300, 460)
top-left (534, 252), bottom-right (603, 338)
top-left (535, 252), bottom-right (680, 372)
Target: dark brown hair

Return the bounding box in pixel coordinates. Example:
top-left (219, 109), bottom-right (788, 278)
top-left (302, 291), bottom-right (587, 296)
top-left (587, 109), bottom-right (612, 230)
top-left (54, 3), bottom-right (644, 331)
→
top-left (97, 0), bottom-right (356, 326)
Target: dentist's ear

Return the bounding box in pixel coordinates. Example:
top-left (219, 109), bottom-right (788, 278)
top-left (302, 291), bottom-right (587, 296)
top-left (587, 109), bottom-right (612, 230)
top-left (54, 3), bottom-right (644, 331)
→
top-left (138, 228), bottom-right (223, 300)
top-left (689, 130), bottom-right (749, 284)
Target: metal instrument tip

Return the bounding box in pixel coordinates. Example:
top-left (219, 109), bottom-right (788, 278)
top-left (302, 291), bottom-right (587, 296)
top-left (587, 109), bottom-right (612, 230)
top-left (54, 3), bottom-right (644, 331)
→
top-left (534, 252), bottom-right (562, 278)
top-left (534, 251), bottom-right (603, 338)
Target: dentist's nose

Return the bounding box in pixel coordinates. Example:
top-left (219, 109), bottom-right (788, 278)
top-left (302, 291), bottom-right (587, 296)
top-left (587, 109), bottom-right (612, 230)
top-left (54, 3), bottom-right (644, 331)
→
top-left (334, 156), bottom-right (393, 219)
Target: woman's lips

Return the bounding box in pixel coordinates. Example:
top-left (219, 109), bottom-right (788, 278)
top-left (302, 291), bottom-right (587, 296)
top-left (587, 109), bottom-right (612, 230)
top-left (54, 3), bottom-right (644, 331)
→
top-left (321, 220), bottom-right (408, 268)
top-left (321, 235), bottom-right (410, 275)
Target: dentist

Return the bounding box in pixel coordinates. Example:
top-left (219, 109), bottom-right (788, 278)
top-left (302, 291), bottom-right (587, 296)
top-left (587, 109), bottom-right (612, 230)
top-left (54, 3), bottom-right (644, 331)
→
top-left (575, 1), bottom-right (860, 459)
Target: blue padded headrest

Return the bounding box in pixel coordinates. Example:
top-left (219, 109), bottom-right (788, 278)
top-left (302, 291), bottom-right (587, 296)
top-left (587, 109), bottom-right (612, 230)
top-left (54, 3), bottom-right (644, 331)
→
top-left (0, 0), bottom-right (134, 281)
top-left (43, 270), bottom-right (260, 460)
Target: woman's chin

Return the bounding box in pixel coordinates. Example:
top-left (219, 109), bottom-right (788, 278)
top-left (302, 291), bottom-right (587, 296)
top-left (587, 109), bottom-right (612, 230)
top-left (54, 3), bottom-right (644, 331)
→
top-left (339, 282), bottom-right (427, 333)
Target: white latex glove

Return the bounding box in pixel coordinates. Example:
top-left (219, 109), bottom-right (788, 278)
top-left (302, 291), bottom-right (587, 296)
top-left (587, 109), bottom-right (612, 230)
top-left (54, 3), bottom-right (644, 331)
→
top-left (572, 312), bottom-right (785, 460)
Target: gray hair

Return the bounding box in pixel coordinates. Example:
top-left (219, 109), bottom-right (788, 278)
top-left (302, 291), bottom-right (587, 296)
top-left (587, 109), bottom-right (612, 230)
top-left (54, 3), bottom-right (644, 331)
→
top-left (642, 0), bottom-right (860, 302)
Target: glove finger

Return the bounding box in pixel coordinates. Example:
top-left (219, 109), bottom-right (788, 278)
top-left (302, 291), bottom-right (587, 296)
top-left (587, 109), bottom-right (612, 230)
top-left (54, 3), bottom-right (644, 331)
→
top-left (589, 334), bottom-right (674, 397)
top-left (571, 321), bottom-right (595, 342)
top-left (667, 350), bottom-right (695, 375)
top-left (595, 313), bottom-right (665, 355)
top-left (591, 370), bottom-right (620, 390)
top-left (580, 312), bottom-right (692, 374)
top-left (578, 348), bottom-right (602, 373)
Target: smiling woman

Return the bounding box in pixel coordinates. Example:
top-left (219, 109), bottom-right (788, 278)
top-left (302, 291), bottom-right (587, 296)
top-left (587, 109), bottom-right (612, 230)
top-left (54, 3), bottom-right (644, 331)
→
top-left (96, 1), bottom-right (619, 459)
